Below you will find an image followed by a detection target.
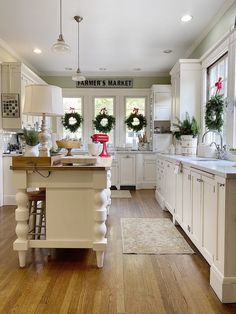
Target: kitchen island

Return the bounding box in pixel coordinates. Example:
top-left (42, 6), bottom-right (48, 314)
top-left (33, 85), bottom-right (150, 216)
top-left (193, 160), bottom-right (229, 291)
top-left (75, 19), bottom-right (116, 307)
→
top-left (11, 156), bottom-right (112, 268)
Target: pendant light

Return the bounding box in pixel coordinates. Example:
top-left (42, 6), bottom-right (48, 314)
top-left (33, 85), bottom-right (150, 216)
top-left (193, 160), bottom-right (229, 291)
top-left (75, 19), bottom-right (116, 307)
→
top-left (51, 0), bottom-right (71, 53)
top-left (72, 16), bottom-right (86, 82)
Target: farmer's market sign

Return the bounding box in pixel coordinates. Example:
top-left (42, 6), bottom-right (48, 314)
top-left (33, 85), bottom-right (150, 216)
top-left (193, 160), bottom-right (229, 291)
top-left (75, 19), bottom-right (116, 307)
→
top-left (76, 79), bottom-right (133, 88)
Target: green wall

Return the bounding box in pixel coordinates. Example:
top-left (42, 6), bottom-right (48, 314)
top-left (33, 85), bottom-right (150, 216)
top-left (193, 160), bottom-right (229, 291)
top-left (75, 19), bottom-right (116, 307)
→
top-left (190, 1), bottom-right (236, 58)
top-left (41, 75), bottom-right (171, 89)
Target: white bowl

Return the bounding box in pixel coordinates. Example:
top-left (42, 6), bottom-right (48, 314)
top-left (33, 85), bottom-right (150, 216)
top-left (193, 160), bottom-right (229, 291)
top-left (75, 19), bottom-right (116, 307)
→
top-left (88, 143), bottom-right (102, 156)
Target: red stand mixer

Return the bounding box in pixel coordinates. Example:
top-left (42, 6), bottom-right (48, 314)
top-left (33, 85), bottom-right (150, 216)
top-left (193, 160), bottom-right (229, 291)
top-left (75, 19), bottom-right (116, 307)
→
top-left (91, 133), bottom-right (110, 157)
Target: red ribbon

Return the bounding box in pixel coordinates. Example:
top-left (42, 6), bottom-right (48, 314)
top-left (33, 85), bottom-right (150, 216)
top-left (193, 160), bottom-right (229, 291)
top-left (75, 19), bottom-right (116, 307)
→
top-left (100, 107), bottom-right (108, 114)
top-left (215, 77), bottom-right (223, 94)
top-left (70, 107), bottom-right (75, 112)
top-left (133, 107), bottom-right (139, 114)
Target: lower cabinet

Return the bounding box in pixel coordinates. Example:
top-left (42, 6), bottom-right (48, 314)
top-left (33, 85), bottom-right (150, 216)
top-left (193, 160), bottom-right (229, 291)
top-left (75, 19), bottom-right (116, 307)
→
top-left (3, 156), bottom-right (16, 205)
top-left (119, 154), bottom-right (136, 187)
top-left (111, 158), bottom-right (118, 187)
top-left (156, 156), bottom-right (236, 302)
top-left (136, 154), bottom-right (156, 189)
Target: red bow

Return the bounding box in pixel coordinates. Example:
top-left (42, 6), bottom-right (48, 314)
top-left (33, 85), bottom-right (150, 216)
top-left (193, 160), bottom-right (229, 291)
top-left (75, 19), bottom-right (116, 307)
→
top-left (215, 77), bottom-right (223, 94)
top-left (100, 107), bottom-right (108, 114)
top-left (133, 107), bottom-right (139, 114)
top-left (70, 107), bottom-right (75, 112)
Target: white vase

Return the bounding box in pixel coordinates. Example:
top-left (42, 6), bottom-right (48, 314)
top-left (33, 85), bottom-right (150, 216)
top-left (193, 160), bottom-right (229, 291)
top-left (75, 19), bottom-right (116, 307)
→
top-left (24, 144), bottom-right (39, 157)
top-left (181, 135), bottom-right (198, 156)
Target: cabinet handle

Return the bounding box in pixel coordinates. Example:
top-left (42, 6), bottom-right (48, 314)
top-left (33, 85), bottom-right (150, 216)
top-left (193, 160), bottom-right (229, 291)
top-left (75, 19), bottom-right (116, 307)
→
top-left (219, 183), bottom-right (225, 187)
top-left (187, 225), bottom-right (191, 232)
top-left (126, 155), bottom-right (130, 158)
top-left (197, 178), bottom-right (203, 182)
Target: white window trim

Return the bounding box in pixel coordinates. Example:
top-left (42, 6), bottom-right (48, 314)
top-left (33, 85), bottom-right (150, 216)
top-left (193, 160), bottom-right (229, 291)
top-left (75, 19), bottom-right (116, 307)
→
top-left (201, 29), bottom-right (236, 146)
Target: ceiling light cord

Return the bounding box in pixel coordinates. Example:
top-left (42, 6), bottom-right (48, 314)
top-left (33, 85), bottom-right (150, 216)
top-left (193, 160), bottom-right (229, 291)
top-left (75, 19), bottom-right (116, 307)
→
top-left (51, 0), bottom-right (71, 53)
top-left (72, 16), bottom-right (85, 81)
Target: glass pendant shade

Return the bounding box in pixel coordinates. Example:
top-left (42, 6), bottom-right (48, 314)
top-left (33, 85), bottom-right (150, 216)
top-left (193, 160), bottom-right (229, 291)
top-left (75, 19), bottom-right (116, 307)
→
top-left (51, 0), bottom-right (70, 54)
top-left (72, 69), bottom-right (86, 82)
top-left (52, 34), bottom-right (71, 54)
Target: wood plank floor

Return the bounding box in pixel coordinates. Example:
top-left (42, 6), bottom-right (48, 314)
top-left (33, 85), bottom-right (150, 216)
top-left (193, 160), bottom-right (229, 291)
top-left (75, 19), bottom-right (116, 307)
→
top-left (0, 190), bottom-right (236, 314)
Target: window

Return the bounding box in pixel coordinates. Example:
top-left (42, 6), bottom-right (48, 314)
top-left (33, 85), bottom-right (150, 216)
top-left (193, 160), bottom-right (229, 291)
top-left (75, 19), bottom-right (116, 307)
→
top-left (63, 98), bottom-right (83, 140)
top-left (125, 97), bottom-right (146, 145)
top-left (94, 97), bottom-right (114, 146)
top-left (207, 53), bottom-right (228, 143)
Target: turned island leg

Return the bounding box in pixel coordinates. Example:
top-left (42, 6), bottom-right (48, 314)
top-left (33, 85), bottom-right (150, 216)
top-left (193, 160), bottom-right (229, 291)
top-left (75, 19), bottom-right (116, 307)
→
top-left (13, 189), bottom-right (29, 267)
top-left (106, 170), bottom-right (112, 215)
top-left (93, 189), bottom-right (107, 268)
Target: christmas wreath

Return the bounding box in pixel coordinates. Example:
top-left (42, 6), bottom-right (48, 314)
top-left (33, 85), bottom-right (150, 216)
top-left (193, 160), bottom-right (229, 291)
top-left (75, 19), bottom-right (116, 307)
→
top-left (62, 108), bottom-right (83, 133)
top-left (93, 108), bottom-right (115, 133)
top-left (205, 78), bottom-right (224, 132)
top-left (125, 107), bottom-right (147, 132)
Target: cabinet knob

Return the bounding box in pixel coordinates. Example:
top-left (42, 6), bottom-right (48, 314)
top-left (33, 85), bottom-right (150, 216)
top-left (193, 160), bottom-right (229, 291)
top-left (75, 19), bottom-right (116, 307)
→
top-left (197, 178), bottom-right (203, 183)
top-left (126, 155), bottom-right (130, 158)
top-left (219, 183), bottom-right (225, 187)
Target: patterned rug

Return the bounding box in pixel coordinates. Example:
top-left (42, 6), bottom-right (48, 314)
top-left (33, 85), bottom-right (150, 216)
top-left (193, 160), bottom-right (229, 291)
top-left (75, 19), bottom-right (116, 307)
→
top-left (121, 218), bottom-right (194, 254)
top-left (111, 190), bottom-right (132, 199)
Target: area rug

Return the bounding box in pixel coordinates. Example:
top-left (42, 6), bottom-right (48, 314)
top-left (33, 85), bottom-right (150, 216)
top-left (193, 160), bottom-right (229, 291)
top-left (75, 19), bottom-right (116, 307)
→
top-left (121, 218), bottom-right (194, 254)
top-left (111, 190), bottom-right (132, 199)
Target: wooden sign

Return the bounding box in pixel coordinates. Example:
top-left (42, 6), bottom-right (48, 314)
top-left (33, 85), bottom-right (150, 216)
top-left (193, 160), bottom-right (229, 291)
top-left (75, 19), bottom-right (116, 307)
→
top-left (76, 79), bottom-right (133, 88)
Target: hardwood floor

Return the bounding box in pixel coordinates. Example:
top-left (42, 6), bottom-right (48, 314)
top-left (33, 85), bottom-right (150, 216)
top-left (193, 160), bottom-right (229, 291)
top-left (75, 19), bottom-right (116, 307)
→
top-left (0, 190), bottom-right (236, 314)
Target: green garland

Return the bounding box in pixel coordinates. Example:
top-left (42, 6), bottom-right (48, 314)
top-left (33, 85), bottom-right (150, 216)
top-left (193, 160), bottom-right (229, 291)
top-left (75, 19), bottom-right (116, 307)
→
top-left (62, 112), bottom-right (83, 133)
top-left (93, 108), bottom-right (115, 133)
top-left (125, 112), bottom-right (147, 132)
top-left (205, 94), bottom-right (224, 132)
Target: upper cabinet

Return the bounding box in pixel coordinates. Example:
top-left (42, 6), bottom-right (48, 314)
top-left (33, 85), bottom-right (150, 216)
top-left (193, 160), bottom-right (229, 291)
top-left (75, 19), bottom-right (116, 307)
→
top-left (1, 62), bottom-right (47, 130)
top-left (150, 85), bottom-right (171, 121)
top-left (170, 59), bottom-right (202, 125)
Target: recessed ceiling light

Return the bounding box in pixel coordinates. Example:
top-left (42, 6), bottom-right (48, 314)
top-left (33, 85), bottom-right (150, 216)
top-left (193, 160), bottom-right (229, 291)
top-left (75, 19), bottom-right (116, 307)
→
top-left (65, 67), bottom-right (73, 71)
top-left (133, 68), bottom-right (141, 71)
top-left (33, 48), bottom-right (42, 54)
top-left (181, 15), bottom-right (193, 22)
top-left (163, 49), bottom-right (172, 54)
top-left (99, 67), bottom-right (107, 71)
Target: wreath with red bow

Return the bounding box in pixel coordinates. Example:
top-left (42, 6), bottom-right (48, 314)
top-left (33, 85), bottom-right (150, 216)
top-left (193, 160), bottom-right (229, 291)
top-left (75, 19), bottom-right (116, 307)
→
top-left (62, 107), bottom-right (83, 133)
top-left (125, 107), bottom-right (147, 132)
top-left (205, 78), bottom-right (224, 132)
top-left (93, 108), bottom-right (116, 133)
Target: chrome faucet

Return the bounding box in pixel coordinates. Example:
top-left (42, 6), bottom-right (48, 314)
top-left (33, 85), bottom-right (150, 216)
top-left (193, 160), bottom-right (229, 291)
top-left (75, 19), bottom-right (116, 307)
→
top-left (202, 130), bottom-right (226, 159)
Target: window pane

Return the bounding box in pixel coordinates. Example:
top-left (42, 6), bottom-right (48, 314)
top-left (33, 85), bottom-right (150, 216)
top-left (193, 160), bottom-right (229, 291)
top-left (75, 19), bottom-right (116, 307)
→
top-left (207, 54), bottom-right (228, 144)
top-left (125, 97), bottom-right (146, 145)
top-left (94, 97), bottom-right (114, 146)
top-left (63, 98), bottom-right (82, 140)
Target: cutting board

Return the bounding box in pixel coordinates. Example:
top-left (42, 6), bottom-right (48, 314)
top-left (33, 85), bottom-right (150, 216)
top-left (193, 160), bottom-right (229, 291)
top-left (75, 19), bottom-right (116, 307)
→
top-left (60, 155), bottom-right (97, 166)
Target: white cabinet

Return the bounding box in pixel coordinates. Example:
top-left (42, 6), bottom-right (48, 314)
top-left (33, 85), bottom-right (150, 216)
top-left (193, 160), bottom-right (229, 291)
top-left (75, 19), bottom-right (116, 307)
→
top-left (3, 156), bottom-right (16, 205)
top-left (191, 171), bottom-right (202, 247)
top-left (164, 161), bottom-right (175, 214)
top-left (175, 169), bottom-right (183, 223)
top-left (170, 59), bottom-right (201, 125)
top-left (118, 154), bottom-right (136, 187)
top-left (1, 62), bottom-right (47, 130)
top-left (136, 153), bottom-right (156, 189)
top-left (155, 158), bottom-right (165, 208)
top-left (111, 157), bottom-right (118, 187)
top-left (182, 167), bottom-right (191, 234)
top-left (151, 85), bottom-right (171, 121)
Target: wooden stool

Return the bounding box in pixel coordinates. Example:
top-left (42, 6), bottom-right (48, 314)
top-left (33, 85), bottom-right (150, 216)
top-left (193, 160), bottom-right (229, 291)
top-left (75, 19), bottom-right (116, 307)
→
top-left (28, 189), bottom-right (46, 239)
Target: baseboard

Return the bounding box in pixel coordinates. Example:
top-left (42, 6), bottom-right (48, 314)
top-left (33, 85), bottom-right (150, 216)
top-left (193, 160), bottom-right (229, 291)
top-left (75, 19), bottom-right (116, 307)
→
top-left (210, 265), bottom-right (236, 303)
top-left (155, 189), bottom-right (165, 209)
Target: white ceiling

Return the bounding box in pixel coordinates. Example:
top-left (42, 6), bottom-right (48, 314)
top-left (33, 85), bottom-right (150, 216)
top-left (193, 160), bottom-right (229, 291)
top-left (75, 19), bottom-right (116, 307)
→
top-left (0, 0), bottom-right (233, 76)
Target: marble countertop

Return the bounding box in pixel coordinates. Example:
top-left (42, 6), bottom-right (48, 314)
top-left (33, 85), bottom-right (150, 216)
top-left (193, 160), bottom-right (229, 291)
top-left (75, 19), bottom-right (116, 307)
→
top-left (157, 153), bottom-right (236, 178)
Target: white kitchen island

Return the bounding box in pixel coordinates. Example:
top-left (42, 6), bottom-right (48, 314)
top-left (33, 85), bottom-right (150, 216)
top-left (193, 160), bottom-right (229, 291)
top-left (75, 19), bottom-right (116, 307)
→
top-left (11, 156), bottom-right (112, 268)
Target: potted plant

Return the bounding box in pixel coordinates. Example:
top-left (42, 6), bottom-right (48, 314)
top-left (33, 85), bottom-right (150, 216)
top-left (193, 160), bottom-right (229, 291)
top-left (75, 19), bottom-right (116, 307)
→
top-left (173, 113), bottom-right (200, 155)
top-left (21, 128), bottom-right (40, 156)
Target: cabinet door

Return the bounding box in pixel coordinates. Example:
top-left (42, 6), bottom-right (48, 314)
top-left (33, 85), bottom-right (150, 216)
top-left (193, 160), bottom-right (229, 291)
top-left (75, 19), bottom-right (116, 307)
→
top-left (119, 155), bottom-right (135, 186)
top-left (175, 171), bottom-right (183, 223)
top-left (154, 92), bottom-right (171, 120)
top-left (164, 162), bottom-right (175, 214)
top-left (143, 155), bottom-right (156, 184)
top-left (191, 171), bottom-right (202, 247)
top-left (111, 160), bottom-right (118, 187)
top-left (182, 167), bottom-right (191, 233)
top-left (202, 175), bottom-right (217, 264)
